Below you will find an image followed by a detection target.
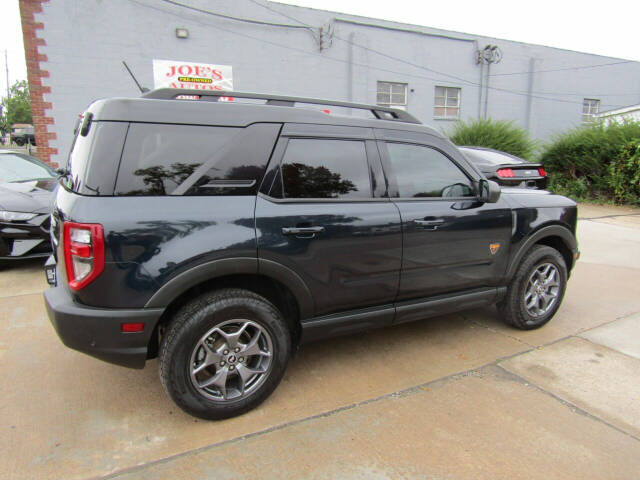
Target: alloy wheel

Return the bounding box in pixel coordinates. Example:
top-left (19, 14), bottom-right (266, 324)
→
top-left (524, 262), bottom-right (560, 317)
top-left (189, 319), bottom-right (273, 401)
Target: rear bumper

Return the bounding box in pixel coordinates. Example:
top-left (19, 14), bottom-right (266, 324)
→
top-left (44, 285), bottom-right (164, 369)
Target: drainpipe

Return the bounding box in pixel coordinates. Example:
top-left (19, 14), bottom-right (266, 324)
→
top-left (525, 57), bottom-right (536, 131)
top-left (484, 61), bottom-right (491, 119)
top-left (477, 44), bottom-right (484, 119)
top-left (347, 32), bottom-right (355, 104)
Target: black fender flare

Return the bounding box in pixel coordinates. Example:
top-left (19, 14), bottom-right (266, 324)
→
top-left (144, 257), bottom-right (314, 320)
top-left (506, 225), bottom-right (577, 280)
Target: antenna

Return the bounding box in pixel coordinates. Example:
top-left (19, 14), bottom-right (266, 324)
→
top-left (122, 61), bottom-right (149, 93)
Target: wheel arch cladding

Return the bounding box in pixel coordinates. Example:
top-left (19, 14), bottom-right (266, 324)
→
top-left (507, 225), bottom-right (577, 280)
top-left (144, 258), bottom-right (314, 357)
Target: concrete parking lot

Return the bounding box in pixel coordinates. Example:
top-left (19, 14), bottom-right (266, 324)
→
top-left (1, 203), bottom-right (639, 480)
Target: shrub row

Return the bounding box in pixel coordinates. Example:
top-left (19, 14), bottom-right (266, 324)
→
top-left (447, 118), bottom-right (640, 204)
top-left (448, 118), bottom-right (537, 160)
top-left (539, 121), bottom-right (640, 203)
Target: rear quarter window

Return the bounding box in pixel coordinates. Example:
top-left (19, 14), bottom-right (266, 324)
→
top-left (64, 121), bottom-right (129, 195)
top-left (114, 123), bottom-right (280, 196)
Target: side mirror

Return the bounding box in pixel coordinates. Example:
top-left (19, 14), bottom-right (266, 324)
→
top-left (478, 179), bottom-right (501, 203)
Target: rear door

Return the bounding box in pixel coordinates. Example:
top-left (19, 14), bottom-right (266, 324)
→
top-left (256, 124), bottom-right (402, 318)
top-left (376, 129), bottom-right (512, 305)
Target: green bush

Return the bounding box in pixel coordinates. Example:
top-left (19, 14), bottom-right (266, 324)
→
top-left (540, 121), bottom-right (640, 202)
top-left (607, 140), bottom-right (640, 204)
top-left (448, 118), bottom-right (537, 159)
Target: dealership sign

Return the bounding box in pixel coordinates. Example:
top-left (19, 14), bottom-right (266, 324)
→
top-left (152, 59), bottom-right (233, 90)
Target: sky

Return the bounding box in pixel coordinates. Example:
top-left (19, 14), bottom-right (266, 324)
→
top-left (1, 0), bottom-right (638, 97)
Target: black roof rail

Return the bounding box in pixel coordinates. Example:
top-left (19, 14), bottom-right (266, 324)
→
top-left (141, 88), bottom-right (421, 124)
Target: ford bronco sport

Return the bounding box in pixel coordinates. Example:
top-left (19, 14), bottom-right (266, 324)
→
top-left (44, 89), bottom-right (578, 419)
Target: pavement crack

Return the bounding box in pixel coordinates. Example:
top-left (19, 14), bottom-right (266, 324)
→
top-left (495, 364), bottom-right (640, 444)
top-left (578, 212), bottom-right (640, 220)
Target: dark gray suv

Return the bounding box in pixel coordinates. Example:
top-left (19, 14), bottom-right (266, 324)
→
top-left (44, 89), bottom-right (578, 419)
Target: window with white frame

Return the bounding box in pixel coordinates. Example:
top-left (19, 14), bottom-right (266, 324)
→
top-left (434, 86), bottom-right (461, 119)
top-left (377, 81), bottom-right (407, 108)
top-left (582, 98), bottom-right (600, 123)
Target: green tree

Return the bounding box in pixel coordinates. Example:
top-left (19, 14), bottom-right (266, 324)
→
top-left (1, 80), bottom-right (32, 133)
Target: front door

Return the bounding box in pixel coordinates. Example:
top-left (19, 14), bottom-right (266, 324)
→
top-left (256, 126), bottom-right (402, 318)
top-left (378, 134), bottom-right (512, 302)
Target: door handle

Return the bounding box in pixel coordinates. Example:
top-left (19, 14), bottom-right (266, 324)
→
top-left (282, 226), bottom-right (325, 236)
top-left (414, 219), bottom-right (445, 229)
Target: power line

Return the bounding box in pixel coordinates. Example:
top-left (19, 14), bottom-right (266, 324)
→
top-left (247, 0), bottom-right (635, 84)
top-left (158, 0), bottom-right (313, 31)
top-left (130, 0), bottom-right (627, 108)
top-left (247, 0), bottom-right (629, 106)
top-left (489, 60), bottom-right (634, 76)
top-left (245, 0), bottom-right (633, 105)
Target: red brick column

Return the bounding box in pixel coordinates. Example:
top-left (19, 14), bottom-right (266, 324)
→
top-left (19, 0), bottom-right (57, 166)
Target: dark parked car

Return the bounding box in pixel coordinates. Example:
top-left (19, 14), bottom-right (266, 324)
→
top-left (44, 89), bottom-right (578, 420)
top-left (0, 151), bottom-right (56, 263)
top-left (11, 126), bottom-right (37, 146)
top-left (459, 146), bottom-right (547, 189)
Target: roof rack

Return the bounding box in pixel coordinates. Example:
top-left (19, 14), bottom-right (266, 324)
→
top-left (141, 88), bottom-right (421, 124)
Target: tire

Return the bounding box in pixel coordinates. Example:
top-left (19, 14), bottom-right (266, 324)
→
top-left (14, 139), bottom-right (24, 146)
top-left (498, 245), bottom-right (567, 330)
top-left (159, 288), bottom-right (291, 420)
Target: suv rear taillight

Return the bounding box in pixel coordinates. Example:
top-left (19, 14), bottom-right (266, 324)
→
top-left (63, 222), bottom-right (105, 291)
top-left (538, 167), bottom-right (547, 177)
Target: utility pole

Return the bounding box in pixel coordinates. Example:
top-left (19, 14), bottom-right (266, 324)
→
top-left (5, 50), bottom-right (10, 99)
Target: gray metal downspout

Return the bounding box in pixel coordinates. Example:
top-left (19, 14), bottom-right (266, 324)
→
top-left (477, 50), bottom-right (484, 119)
top-left (484, 62), bottom-right (491, 119)
top-left (525, 57), bottom-right (536, 131)
top-left (347, 32), bottom-right (355, 105)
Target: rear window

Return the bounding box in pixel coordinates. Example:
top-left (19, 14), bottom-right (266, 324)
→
top-left (65, 124), bottom-right (95, 193)
top-left (460, 148), bottom-right (523, 166)
top-left (114, 123), bottom-right (280, 196)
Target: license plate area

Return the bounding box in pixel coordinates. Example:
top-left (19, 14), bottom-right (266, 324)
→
top-left (44, 255), bottom-right (57, 286)
top-left (515, 169), bottom-right (539, 177)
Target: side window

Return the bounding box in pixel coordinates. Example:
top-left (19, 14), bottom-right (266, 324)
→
top-left (115, 123), bottom-right (279, 196)
top-left (279, 139), bottom-right (371, 199)
top-left (385, 143), bottom-right (474, 198)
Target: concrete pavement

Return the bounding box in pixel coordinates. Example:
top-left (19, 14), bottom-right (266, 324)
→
top-left (1, 203), bottom-right (640, 479)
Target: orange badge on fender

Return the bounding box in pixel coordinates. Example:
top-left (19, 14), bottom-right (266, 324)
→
top-left (490, 242), bottom-right (501, 255)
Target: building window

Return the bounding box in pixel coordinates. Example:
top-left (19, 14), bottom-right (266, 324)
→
top-left (582, 98), bottom-right (600, 123)
top-left (377, 81), bottom-right (407, 108)
top-left (434, 86), bottom-right (461, 119)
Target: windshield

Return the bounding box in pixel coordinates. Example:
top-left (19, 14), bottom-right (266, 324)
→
top-left (0, 153), bottom-right (55, 183)
top-left (460, 148), bottom-right (525, 166)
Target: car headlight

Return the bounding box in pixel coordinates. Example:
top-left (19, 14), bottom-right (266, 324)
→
top-left (0, 211), bottom-right (38, 222)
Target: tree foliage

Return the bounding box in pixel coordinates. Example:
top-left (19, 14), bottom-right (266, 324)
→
top-left (1, 80), bottom-right (33, 133)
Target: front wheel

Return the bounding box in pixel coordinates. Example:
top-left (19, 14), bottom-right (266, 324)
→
top-left (498, 245), bottom-right (568, 330)
top-left (159, 289), bottom-right (291, 420)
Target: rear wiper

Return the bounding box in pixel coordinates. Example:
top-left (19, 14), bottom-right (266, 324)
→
top-left (55, 168), bottom-right (70, 178)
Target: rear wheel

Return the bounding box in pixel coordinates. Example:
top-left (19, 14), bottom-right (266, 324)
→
top-left (159, 288), bottom-right (290, 420)
top-left (498, 245), bottom-right (567, 330)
